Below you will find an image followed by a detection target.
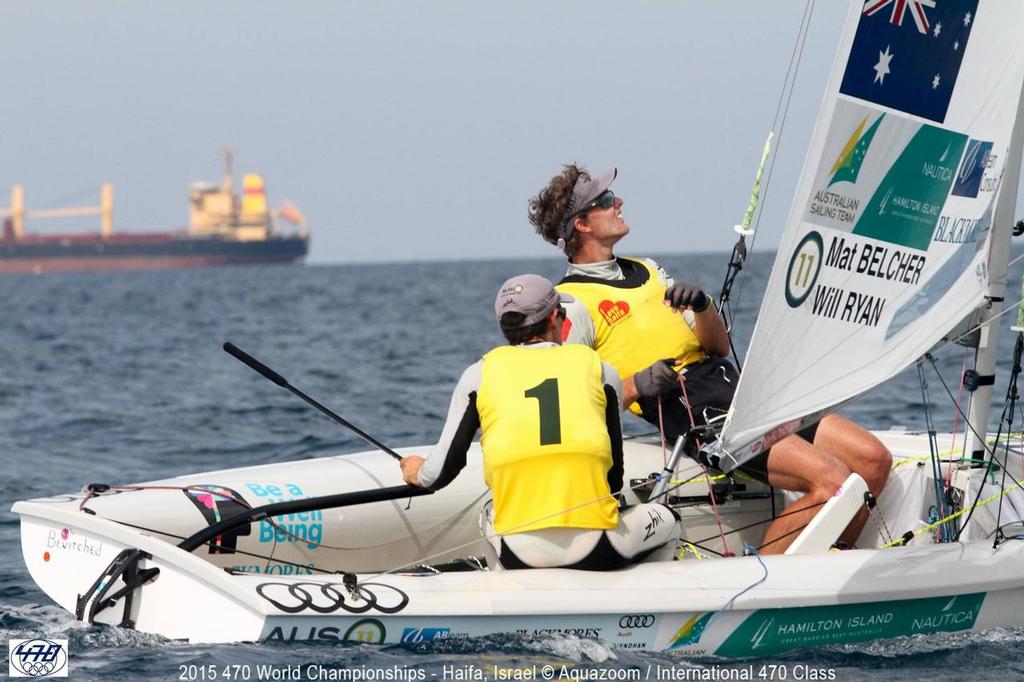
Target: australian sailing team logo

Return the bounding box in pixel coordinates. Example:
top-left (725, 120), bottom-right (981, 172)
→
top-left (828, 114), bottom-right (884, 187)
top-left (668, 612), bottom-right (713, 649)
top-left (808, 111), bottom-right (883, 229)
top-left (785, 231), bottom-right (823, 308)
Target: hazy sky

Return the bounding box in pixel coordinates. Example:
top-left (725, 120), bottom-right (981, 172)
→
top-left (8, 1), bottom-right (854, 264)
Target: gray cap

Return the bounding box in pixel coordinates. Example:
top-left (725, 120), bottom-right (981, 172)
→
top-left (495, 274), bottom-right (576, 329)
top-left (558, 167), bottom-right (617, 242)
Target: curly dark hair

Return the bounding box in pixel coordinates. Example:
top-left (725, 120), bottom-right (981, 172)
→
top-left (528, 164), bottom-right (589, 260)
top-left (499, 312), bottom-right (550, 345)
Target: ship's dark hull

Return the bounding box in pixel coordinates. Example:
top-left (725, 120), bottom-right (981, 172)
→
top-left (0, 234), bottom-right (308, 274)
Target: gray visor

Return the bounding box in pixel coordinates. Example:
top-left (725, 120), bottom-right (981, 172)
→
top-left (495, 274), bottom-right (576, 328)
top-left (558, 167), bottom-right (617, 241)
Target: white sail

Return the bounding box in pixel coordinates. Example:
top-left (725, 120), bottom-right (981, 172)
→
top-left (717, 0), bottom-right (1024, 470)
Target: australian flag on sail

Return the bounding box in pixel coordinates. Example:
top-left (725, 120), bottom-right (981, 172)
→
top-left (839, 0), bottom-right (979, 123)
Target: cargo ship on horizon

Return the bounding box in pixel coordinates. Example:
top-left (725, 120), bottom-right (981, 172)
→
top-left (0, 150), bottom-right (309, 274)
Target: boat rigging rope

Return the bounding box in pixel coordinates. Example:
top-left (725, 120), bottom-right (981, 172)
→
top-left (992, 334), bottom-right (1023, 547)
top-left (916, 359), bottom-right (953, 542)
top-left (869, 499), bottom-right (896, 547)
top-left (78, 468), bottom-right (833, 577)
top-left (716, 0), bottom-right (817, 340)
top-left (83, 469), bottom-right (725, 579)
top-left (688, 498), bottom-right (827, 550)
top-left (883, 474), bottom-right (1024, 548)
top-left (89, 517), bottom-right (344, 576)
top-left (922, 348), bottom-right (1024, 543)
top-left (656, 399), bottom-right (669, 467)
top-left (946, 349), bottom-right (971, 487)
top-left (77, 483), bottom-right (488, 556)
top-left (931, 293), bottom-right (1024, 357)
top-left (677, 374), bottom-right (733, 557)
top-left (653, 377), bottom-right (736, 557)
top-left (77, 483), bottom-right (252, 513)
top-left (362, 472), bottom-right (720, 580)
top-left (75, 482), bottom-right (361, 569)
top-left (908, 301), bottom-right (1024, 469)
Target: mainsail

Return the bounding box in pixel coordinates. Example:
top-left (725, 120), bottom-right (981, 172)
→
top-left (716, 0), bottom-right (1024, 471)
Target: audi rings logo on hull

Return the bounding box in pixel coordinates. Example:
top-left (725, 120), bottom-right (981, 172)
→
top-left (256, 581), bottom-right (409, 614)
top-left (619, 614), bottom-right (656, 629)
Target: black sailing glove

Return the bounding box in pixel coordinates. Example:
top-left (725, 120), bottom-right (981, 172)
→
top-left (633, 359), bottom-right (679, 397)
top-left (665, 282), bottom-right (710, 312)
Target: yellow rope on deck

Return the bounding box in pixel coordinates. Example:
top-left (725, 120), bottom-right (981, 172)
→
top-left (881, 476), bottom-right (1024, 548)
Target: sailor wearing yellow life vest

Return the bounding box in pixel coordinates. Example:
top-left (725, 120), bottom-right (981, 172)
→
top-left (528, 165), bottom-right (734, 432)
top-left (400, 274), bottom-right (679, 570)
top-left (527, 165), bottom-right (893, 555)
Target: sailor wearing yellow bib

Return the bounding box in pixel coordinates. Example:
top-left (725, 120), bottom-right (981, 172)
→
top-left (557, 257), bottom-right (712, 414)
top-left (527, 166), bottom-right (733, 432)
top-left (527, 165), bottom-right (892, 555)
top-left (400, 274), bottom-right (679, 570)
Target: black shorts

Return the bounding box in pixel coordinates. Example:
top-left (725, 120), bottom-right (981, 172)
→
top-left (636, 357), bottom-right (820, 485)
top-left (739, 422), bottom-right (819, 483)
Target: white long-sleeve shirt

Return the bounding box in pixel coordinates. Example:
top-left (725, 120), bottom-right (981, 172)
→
top-left (418, 341), bottom-right (623, 490)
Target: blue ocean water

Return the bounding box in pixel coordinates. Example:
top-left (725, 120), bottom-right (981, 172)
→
top-left (3, 255), bottom-right (1024, 681)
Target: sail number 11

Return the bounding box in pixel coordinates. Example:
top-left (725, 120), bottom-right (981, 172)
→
top-left (794, 253), bottom-right (816, 287)
top-left (785, 230), bottom-right (824, 308)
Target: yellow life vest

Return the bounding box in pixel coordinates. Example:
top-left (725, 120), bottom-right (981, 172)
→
top-left (557, 258), bottom-right (707, 412)
top-left (477, 344), bottom-right (618, 534)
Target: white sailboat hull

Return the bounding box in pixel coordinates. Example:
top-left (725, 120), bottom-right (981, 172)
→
top-left (13, 433), bottom-right (1024, 655)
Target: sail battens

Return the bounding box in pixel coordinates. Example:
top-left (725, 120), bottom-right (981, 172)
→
top-left (718, 2), bottom-right (1024, 469)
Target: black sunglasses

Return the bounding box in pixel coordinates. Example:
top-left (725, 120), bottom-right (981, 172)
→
top-left (580, 190), bottom-right (615, 214)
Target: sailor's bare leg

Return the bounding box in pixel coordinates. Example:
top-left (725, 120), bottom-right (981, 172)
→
top-left (760, 435), bottom-right (850, 555)
top-left (809, 415), bottom-right (892, 546)
top-left (811, 415), bottom-right (892, 494)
